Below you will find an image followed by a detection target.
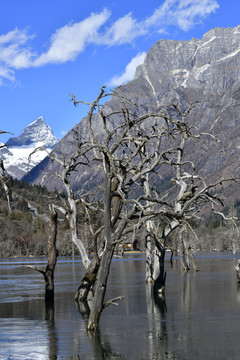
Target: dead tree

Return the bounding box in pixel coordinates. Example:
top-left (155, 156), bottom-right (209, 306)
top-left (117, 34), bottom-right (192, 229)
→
top-left (71, 87), bottom-right (175, 331)
top-left (131, 102), bottom-right (239, 295)
top-left (25, 204), bottom-right (58, 301)
top-left (29, 134), bottom-right (94, 269)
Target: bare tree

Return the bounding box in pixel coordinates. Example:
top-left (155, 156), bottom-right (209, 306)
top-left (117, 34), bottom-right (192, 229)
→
top-left (75, 91), bottom-right (238, 329)
top-left (27, 89), bottom-right (239, 329)
top-left (29, 132), bottom-right (95, 269)
top-left (135, 102), bottom-right (239, 295)
top-left (71, 87), bottom-right (177, 330)
top-left (24, 203), bottom-right (58, 301)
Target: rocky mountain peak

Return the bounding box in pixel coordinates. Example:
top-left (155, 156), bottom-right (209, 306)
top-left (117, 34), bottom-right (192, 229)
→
top-left (134, 26), bottom-right (240, 98)
top-left (6, 116), bottom-right (58, 148)
top-left (1, 117), bottom-right (58, 179)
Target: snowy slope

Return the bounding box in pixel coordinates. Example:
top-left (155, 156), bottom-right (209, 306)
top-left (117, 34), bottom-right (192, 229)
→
top-left (0, 117), bottom-right (58, 179)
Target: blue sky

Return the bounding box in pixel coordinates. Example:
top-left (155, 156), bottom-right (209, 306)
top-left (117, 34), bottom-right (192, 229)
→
top-left (0, 0), bottom-right (239, 143)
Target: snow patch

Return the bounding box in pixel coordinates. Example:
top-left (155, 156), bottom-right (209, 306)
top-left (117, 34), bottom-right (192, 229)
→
top-left (199, 36), bottom-right (217, 50)
top-left (217, 48), bottom-right (240, 62)
top-left (143, 64), bottom-right (160, 105)
top-left (171, 69), bottom-right (189, 87)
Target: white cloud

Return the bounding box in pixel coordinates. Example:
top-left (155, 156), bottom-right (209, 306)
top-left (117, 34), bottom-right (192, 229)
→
top-left (109, 52), bottom-right (146, 87)
top-left (34, 9), bottom-right (111, 66)
top-left (0, 28), bottom-right (31, 45)
top-left (145, 0), bottom-right (219, 31)
top-left (97, 13), bottom-right (146, 46)
top-left (0, 66), bottom-right (15, 85)
top-left (0, 28), bottom-right (35, 85)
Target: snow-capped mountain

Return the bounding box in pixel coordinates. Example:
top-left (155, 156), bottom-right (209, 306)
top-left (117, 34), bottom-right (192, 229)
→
top-left (0, 117), bottom-right (58, 179)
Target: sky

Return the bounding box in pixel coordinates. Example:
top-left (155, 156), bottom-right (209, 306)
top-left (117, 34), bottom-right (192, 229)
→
top-left (0, 0), bottom-right (239, 143)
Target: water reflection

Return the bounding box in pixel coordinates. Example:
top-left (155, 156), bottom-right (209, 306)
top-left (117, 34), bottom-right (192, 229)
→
top-left (148, 298), bottom-right (166, 358)
top-left (76, 291), bottom-right (126, 359)
top-left (1, 254), bottom-right (240, 359)
top-left (45, 301), bottom-right (58, 360)
top-left (87, 330), bottom-right (125, 360)
top-left (76, 299), bottom-right (90, 319)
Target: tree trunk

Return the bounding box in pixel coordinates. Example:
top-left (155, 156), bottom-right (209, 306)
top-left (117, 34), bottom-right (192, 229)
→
top-left (179, 227), bottom-right (190, 271)
top-left (74, 257), bottom-right (100, 302)
top-left (87, 244), bottom-right (115, 331)
top-left (145, 230), bottom-right (153, 284)
top-left (87, 167), bottom-right (114, 332)
top-left (153, 242), bottom-right (166, 295)
top-left (179, 226), bottom-right (199, 271)
top-left (44, 206), bottom-right (58, 302)
top-left (68, 209), bottom-right (91, 269)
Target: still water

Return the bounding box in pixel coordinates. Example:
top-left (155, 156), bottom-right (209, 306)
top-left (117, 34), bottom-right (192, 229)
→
top-left (0, 253), bottom-right (240, 360)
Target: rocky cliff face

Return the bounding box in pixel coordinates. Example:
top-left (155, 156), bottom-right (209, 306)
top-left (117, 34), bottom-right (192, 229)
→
top-left (1, 117), bottom-right (58, 179)
top-left (23, 26), bottom-right (240, 201)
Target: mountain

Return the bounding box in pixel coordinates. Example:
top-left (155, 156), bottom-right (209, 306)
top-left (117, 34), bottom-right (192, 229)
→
top-left (1, 117), bottom-right (58, 179)
top-left (23, 26), bottom-right (240, 202)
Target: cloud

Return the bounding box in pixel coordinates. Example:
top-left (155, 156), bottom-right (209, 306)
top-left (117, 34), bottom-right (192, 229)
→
top-left (145, 0), bottom-right (219, 31)
top-left (0, 28), bottom-right (36, 84)
top-left (34, 9), bottom-right (111, 66)
top-left (0, 28), bottom-right (35, 69)
top-left (109, 52), bottom-right (146, 87)
top-left (97, 0), bottom-right (219, 45)
top-left (0, 28), bottom-right (31, 45)
top-left (96, 13), bottom-right (146, 46)
top-left (0, 66), bottom-right (15, 85)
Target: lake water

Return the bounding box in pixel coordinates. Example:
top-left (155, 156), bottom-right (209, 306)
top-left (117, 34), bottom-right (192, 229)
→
top-left (0, 252), bottom-right (240, 360)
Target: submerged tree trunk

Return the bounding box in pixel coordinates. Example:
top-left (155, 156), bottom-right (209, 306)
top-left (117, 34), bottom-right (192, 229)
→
top-left (145, 233), bottom-right (166, 295)
top-left (87, 166), bottom-right (113, 331)
top-left (145, 229), bottom-right (153, 285)
top-left (179, 226), bottom-right (190, 271)
top-left (145, 232), bottom-right (166, 295)
top-left (74, 257), bottom-right (100, 302)
top-left (146, 220), bottom-right (179, 296)
top-left (179, 225), bottom-right (199, 272)
top-left (25, 205), bottom-right (58, 301)
top-left (44, 206), bottom-right (58, 302)
top-left (87, 244), bottom-right (115, 331)
top-left (153, 242), bottom-right (166, 295)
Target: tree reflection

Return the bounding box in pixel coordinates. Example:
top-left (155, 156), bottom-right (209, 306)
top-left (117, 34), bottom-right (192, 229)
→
top-left (146, 284), bottom-right (168, 358)
top-left (45, 301), bottom-right (58, 360)
top-left (75, 299), bottom-right (91, 320)
top-left (87, 330), bottom-right (125, 360)
top-left (76, 300), bottom-right (125, 359)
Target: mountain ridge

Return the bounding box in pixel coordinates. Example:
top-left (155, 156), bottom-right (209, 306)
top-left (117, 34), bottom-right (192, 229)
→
top-left (23, 26), bottom-right (240, 203)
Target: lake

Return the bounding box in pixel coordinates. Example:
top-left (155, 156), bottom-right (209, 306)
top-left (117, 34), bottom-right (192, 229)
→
top-left (0, 252), bottom-right (240, 359)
